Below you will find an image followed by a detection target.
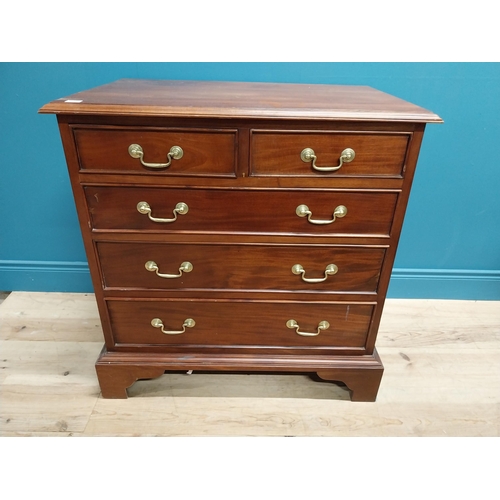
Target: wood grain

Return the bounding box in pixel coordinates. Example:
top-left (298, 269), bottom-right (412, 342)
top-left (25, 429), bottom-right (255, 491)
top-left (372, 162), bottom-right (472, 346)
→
top-left (84, 185), bottom-right (399, 237)
top-left (251, 131), bottom-right (409, 177)
top-left (97, 241), bottom-right (386, 293)
top-left (1, 293), bottom-right (498, 436)
top-left (378, 299), bottom-right (500, 349)
top-left (105, 299), bottom-right (373, 349)
top-left (73, 126), bottom-right (237, 176)
top-left (39, 79), bottom-right (443, 123)
top-left (40, 80), bottom-right (443, 402)
top-left (0, 291), bottom-right (102, 342)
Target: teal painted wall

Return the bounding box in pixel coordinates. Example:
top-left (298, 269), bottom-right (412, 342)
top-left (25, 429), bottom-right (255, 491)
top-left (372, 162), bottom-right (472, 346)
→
top-left (1, 63), bottom-right (499, 299)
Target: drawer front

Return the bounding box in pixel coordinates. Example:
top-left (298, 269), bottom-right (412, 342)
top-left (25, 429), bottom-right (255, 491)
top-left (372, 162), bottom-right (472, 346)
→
top-left (107, 299), bottom-right (373, 348)
top-left (85, 186), bottom-right (398, 237)
top-left (251, 131), bottom-right (410, 177)
top-left (97, 241), bottom-right (386, 293)
top-left (72, 127), bottom-right (237, 176)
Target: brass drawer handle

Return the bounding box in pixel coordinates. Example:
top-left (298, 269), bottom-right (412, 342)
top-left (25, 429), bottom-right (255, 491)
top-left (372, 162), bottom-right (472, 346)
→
top-left (137, 201), bottom-right (188, 223)
top-left (151, 317), bottom-right (195, 335)
top-left (292, 263), bottom-right (338, 283)
top-left (286, 319), bottom-right (330, 337)
top-left (145, 260), bottom-right (193, 279)
top-left (300, 147), bottom-right (355, 172)
top-left (128, 143), bottom-right (183, 169)
top-left (296, 204), bottom-right (347, 225)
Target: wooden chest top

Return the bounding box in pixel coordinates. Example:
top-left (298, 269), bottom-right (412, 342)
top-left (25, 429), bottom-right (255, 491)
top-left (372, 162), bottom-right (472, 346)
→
top-left (39, 79), bottom-right (442, 122)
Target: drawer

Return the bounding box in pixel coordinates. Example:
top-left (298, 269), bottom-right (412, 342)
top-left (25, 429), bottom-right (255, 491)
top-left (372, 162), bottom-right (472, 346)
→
top-left (251, 131), bottom-right (410, 177)
top-left (85, 186), bottom-right (399, 237)
top-left (72, 126), bottom-right (237, 176)
top-left (97, 241), bottom-right (386, 293)
top-left (107, 299), bottom-right (374, 349)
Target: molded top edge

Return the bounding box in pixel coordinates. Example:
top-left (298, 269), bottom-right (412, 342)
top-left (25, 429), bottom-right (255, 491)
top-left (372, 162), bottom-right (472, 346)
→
top-left (39, 79), bottom-right (443, 123)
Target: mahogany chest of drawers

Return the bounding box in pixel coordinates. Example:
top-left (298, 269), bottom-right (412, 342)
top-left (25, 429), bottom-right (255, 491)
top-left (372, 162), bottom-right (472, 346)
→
top-left (40, 79), bottom-right (441, 400)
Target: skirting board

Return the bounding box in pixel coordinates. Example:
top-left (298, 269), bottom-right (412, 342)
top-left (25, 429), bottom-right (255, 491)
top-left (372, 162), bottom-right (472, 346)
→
top-left (0, 260), bottom-right (92, 293)
top-left (388, 268), bottom-right (500, 300)
top-left (1, 261), bottom-right (499, 299)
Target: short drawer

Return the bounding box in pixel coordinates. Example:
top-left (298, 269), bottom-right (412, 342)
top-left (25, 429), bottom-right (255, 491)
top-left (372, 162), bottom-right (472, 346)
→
top-left (72, 126), bottom-right (237, 176)
top-left (97, 241), bottom-right (386, 293)
top-left (251, 131), bottom-right (410, 177)
top-left (106, 299), bottom-right (374, 349)
top-left (85, 186), bottom-right (399, 237)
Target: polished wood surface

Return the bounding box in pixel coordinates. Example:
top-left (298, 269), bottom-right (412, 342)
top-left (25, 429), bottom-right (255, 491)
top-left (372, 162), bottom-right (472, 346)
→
top-left (84, 186), bottom-right (399, 237)
top-left (1, 293), bottom-right (497, 436)
top-left (106, 299), bottom-right (373, 349)
top-left (251, 131), bottom-right (409, 177)
top-left (97, 241), bottom-right (385, 293)
top-left (73, 126), bottom-right (237, 176)
top-left (40, 79), bottom-right (441, 401)
top-left (39, 79), bottom-right (443, 122)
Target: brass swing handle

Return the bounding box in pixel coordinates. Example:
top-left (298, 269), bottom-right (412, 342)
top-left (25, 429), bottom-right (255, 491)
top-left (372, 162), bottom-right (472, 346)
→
top-left (137, 201), bottom-right (188, 223)
top-left (286, 319), bottom-right (330, 337)
top-left (151, 317), bottom-right (195, 335)
top-left (145, 260), bottom-right (193, 279)
top-left (128, 144), bottom-right (184, 169)
top-left (296, 204), bottom-right (347, 225)
top-left (292, 263), bottom-right (338, 283)
top-left (300, 147), bottom-right (355, 172)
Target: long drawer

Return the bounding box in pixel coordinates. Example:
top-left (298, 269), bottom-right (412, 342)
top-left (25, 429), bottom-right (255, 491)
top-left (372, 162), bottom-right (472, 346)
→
top-left (97, 241), bottom-right (386, 293)
top-left (106, 299), bottom-right (374, 349)
top-left (85, 186), bottom-right (399, 237)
